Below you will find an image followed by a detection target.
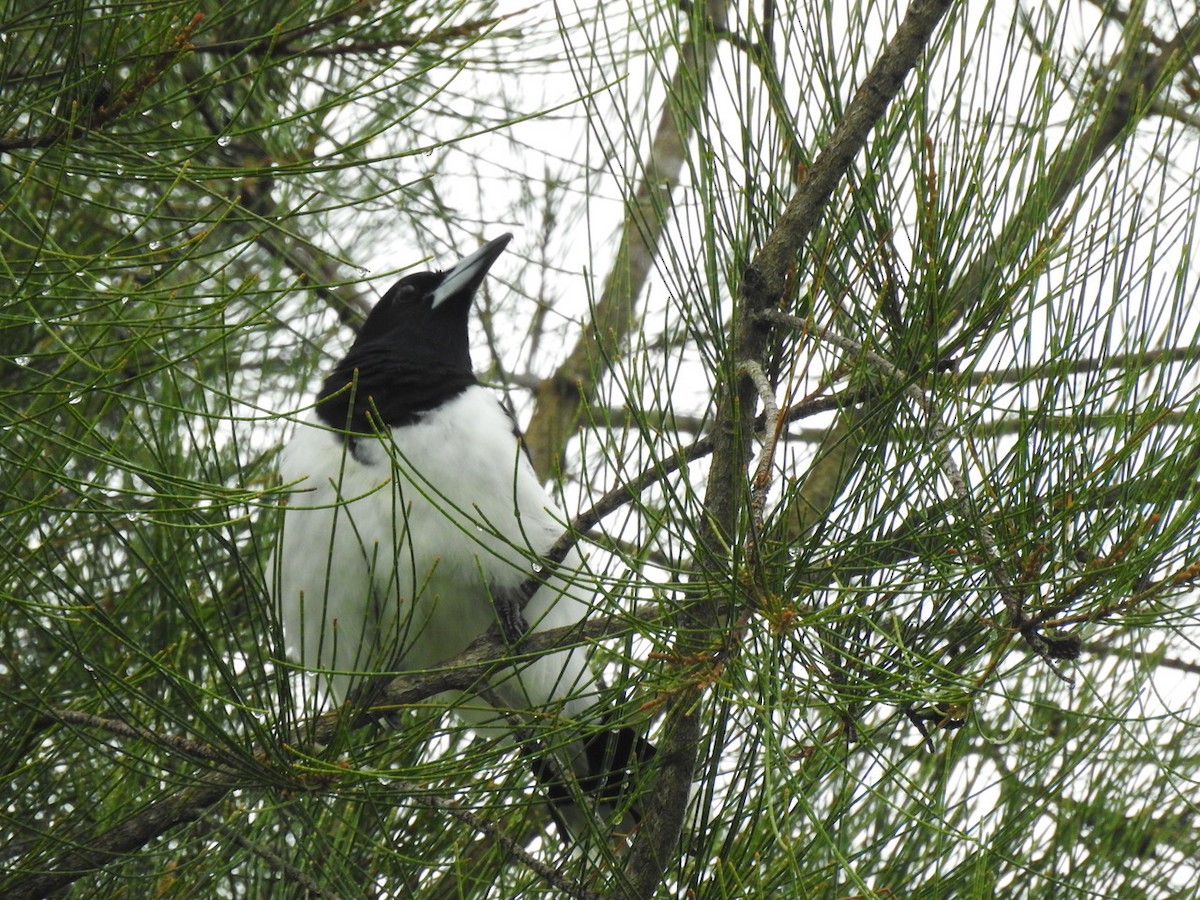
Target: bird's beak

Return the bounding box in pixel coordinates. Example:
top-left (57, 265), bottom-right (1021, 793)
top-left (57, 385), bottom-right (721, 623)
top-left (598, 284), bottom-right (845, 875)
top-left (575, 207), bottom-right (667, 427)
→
top-left (430, 234), bottom-right (513, 309)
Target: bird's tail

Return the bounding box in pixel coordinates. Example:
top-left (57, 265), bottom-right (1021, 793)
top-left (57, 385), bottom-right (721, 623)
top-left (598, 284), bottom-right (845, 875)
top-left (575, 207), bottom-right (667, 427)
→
top-left (523, 714), bottom-right (657, 841)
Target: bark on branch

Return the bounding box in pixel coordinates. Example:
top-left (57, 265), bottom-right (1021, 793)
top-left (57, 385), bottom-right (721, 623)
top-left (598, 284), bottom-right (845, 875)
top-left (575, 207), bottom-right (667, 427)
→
top-left (522, 0), bottom-right (727, 480)
top-left (621, 1), bottom-right (958, 895)
top-left (3, 604), bottom-right (664, 900)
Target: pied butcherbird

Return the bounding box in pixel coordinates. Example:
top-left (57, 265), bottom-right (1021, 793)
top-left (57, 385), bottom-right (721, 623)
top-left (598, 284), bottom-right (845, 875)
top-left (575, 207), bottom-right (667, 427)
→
top-left (272, 235), bottom-right (652, 836)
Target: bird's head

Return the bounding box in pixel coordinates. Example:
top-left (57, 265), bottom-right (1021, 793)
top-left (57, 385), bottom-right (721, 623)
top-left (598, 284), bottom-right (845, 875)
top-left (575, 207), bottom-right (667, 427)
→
top-left (355, 233), bottom-right (513, 370)
top-left (317, 234), bottom-right (512, 432)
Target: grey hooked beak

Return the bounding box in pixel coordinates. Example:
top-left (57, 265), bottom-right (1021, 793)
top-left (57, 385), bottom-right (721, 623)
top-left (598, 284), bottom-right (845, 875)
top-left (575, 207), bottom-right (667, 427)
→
top-left (430, 234), bottom-right (513, 309)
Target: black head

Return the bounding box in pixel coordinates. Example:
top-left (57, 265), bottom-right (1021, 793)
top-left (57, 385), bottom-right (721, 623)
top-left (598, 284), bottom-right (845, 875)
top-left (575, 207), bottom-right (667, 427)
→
top-left (316, 234), bottom-right (512, 432)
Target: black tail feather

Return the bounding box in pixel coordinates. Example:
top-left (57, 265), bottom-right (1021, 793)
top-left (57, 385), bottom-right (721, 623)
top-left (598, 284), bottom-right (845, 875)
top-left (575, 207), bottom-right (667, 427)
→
top-left (523, 716), bottom-right (656, 838)
top-left (578, 724), bottom-right (657, 810)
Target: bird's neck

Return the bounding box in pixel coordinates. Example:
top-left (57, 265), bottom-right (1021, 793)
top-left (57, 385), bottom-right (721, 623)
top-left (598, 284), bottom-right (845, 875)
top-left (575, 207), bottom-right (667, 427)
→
top-left (316, 355), bottom-right (477, 433)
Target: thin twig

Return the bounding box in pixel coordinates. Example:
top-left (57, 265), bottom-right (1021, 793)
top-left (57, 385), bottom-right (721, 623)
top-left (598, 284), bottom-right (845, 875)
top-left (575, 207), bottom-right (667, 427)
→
top-left (207, 814), bottom-right (343, 900)
top-left (367, 602), bottom-right (665, 716)
top-left (0, 14), bottom-right (204, 151)
top-left (38, 709), bottom-right (227, 763)
top-left (428, 798), bottom-right (601, 900)
top-left (507, 386), bottom-right (871, 614)
top-left (196, 10), bottom-right (515, 60)
top-left (12, 602), bottom-right (666, 900)
top-left (761, 307), bottom-right (1069, 675)
top-left (739, 360), bottom-right (782, 539)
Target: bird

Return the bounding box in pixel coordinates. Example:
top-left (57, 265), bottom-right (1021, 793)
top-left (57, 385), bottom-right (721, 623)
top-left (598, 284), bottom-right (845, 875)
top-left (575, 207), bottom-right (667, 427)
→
top-left (271, 234), bottom-right (653, 837)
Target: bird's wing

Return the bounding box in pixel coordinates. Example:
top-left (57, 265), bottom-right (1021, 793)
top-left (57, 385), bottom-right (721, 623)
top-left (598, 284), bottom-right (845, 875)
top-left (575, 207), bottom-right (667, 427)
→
top-left (273, 418), bottom-right (395, 706)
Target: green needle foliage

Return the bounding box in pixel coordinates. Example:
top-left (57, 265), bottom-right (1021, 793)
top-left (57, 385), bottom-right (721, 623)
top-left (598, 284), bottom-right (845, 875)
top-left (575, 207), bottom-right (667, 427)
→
top-left (3, 0), bottom-right (1200, 897)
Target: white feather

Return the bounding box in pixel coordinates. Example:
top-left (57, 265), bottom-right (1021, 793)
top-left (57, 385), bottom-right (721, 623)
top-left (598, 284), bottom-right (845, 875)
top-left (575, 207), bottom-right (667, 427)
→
top-left (272, 386), bottom-right (598, 725)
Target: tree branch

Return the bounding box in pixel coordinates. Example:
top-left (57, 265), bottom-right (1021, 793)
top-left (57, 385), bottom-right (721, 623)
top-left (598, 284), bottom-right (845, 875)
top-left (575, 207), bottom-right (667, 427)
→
top-left (36, 709), bottom-right (228, 763)
top-left (504, 385), bottom-right (873, 615)
top-left (0, 14), bottom-right (204, 152)
top-left (193, 7), bottom-right (512, 61)
top-left (777, 7), bottom-right (1200, 571)
top-left (522, 0), bottom-right (727, 480)
top-left (762, 307), bottom-right (1073, 673)
top-left (940, 9), bottom-right (1200, 358)
top-left (623, 0), bottom-right (958, 894)
top-left (5, 603), bottom-right (665, 900)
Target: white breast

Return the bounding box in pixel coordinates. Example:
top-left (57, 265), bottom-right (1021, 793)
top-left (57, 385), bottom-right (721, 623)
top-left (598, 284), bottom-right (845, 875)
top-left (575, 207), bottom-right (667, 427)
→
top-left (271, 386), bottom-right (598, 719)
